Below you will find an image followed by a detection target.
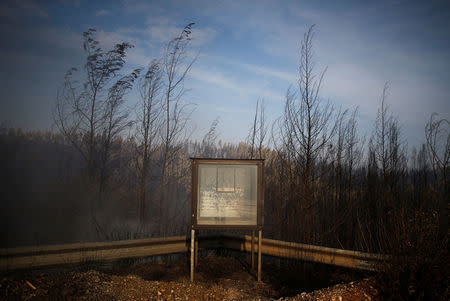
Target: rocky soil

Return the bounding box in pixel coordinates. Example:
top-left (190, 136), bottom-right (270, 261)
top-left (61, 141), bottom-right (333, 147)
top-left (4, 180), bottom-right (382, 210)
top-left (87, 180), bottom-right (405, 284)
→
top-left (1, 256), bottom-right (381, 300)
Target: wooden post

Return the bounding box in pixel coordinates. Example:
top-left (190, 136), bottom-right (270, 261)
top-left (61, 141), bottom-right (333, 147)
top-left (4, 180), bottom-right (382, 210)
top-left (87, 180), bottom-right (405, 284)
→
top-left (195, 235), bottom-right (199, 268)
top-left (190, 229), bottom-right (195, 282)
top-left (257, 229), bottom-right (262, 282)
top-left (251, 230), bottom-right (255, 271)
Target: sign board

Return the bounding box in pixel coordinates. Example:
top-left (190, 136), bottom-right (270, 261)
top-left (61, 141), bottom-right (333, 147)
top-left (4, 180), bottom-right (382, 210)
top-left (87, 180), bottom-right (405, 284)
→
top-left (191, 158), bottom-right (264, 230)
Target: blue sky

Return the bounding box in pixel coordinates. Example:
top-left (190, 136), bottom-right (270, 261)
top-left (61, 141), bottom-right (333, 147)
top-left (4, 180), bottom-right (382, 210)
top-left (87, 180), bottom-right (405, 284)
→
top-left (1, 0), bottom-right (449, 148)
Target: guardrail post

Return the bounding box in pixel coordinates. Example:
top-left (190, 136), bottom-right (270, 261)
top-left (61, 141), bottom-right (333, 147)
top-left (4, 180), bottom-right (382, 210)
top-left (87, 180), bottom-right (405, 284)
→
top-left (190, 229), bottom-right (195, 282)
top-left (257, 229), bottom-right (262, 282)
top-left (195, 235), bottom-right (198, 268)
top-left (251, 230), bottom-right (255, 271)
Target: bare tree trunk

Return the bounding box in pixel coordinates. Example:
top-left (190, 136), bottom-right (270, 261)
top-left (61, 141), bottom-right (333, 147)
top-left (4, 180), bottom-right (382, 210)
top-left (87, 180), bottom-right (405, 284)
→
top-left (53, 29), bottom-right (136, 239)
top-left (425, 113), bottom-right (449, 239)
top-left (135, 61), bottom-right (162, 233)
top-left (159, 23), bottom-right (197, 235)
top-left (277, 25), bottom-right (337, 243)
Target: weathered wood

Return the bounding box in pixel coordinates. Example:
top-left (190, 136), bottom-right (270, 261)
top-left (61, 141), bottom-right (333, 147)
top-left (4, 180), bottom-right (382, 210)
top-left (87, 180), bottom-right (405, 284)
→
top-left (251, 231), bottom-right (255, 271)
top-left (190, 229), bottom-right (195, 282)
top-left (194, 237), bottom-right (198, 268)
top-left (257, 230), bottom-right (262, 282)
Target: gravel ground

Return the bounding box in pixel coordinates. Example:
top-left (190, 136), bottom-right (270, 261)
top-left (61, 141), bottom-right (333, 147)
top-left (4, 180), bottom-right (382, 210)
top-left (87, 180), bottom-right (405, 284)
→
top-left (278, 279), bottom-right (379, 301)
top-left (0, 256), bottom-right (381, 300)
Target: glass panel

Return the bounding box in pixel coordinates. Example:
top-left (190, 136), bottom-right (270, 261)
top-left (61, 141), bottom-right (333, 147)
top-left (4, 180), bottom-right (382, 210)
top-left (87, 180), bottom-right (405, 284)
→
top-left (217, 167), bottom-right (235, 192)
top-left (197, 164), bottom-right (258, 225)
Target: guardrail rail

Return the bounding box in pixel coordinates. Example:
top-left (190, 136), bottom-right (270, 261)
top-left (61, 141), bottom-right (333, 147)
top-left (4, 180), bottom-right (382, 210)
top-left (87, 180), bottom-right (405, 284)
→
top-left (1, 234), bottom-right (387, 272)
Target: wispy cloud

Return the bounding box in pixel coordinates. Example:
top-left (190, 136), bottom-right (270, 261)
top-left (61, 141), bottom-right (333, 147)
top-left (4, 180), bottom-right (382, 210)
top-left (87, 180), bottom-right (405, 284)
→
top-left (190, 68), bottom-right (244, 94)
top-left (216, 106), bottom-right (252, 114)
top-left (96, 29), bottom-right (139, 49)
top-left (190, 27), bottom-right (217, 47)
top-left (91, 25), bottom-right (215, 67)
top-left (322, 63), bottom-right (385, 112)
top-left (146, 25), bottom-right (180, 43)
top-left (144, 24), bottom-right (217, 47)
top-left (196, 54), bottom-right (296, 89)
top-left (1, 0), bottom-right (448, 147)
top-left (126, 47), bottom-right (152, 66)
top-left (190, 66), bottom-right (283, 103)
top-left (95, 9), bottom-right (112, 16)
top-left (225, 58), bottom-right (296, 83)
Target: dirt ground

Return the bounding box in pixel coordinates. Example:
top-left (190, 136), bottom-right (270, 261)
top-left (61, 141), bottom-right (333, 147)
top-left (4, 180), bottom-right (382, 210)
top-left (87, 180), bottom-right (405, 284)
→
top-left (0, 256), bottom-right (381, 300)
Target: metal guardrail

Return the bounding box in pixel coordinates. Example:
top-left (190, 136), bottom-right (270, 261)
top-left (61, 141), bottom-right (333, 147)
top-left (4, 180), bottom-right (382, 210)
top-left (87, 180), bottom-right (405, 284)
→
top-left (222, 234), bottom-right (386, 271)
top-left (0, 235), bottom-right (386, 272)
top-left (1, 236), bottom-right (189, 271)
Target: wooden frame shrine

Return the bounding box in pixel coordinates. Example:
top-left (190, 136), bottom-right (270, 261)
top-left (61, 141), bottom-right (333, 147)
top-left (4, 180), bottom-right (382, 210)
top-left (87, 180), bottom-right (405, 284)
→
top-left (190, 158), bottom-right (264, 282)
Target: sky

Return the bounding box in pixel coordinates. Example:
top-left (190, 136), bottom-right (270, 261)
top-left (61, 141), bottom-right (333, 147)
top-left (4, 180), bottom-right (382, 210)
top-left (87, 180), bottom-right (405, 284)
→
top-left (0, 0), bottom-right (449, 149)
